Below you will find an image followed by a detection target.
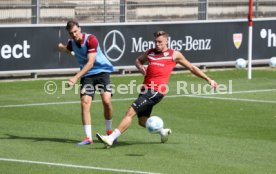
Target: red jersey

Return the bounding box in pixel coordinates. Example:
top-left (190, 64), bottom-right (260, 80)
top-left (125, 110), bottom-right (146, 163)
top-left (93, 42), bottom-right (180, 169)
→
top-left (142, 48), bottom-right (176, 94)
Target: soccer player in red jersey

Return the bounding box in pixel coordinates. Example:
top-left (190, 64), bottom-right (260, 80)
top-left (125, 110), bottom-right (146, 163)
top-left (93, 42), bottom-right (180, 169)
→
top-left (97, 31), bottom-right (218, 147)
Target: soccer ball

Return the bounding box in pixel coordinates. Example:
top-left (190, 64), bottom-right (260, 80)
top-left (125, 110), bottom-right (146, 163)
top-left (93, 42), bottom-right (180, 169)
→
top-left (235, 58), bottom-right (247, 69)
top-left (269, 57), bottom-right (276, 67)
top-left (146, 116), bottom-right (164, 134)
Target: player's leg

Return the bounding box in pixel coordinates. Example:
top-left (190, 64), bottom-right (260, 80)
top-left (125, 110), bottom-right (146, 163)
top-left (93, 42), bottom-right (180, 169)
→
top-left (96, 90), bottom-right (151, 147)
top-left (100, 91), bottom-right (113, 135)
top-left (97, 72), bottom-right (113, 135)
top-left (81, 95), bottom-right (92, 125)
top-left (77, 77), bottom-right (95, 145)
top-left (136, 90), bottom-right (172, 143)
top-left (96, 106), bottom-right (136, 147)
top-left (117, 106), bottom-right (137, 133)
top-left (138, 116), bottom-right (148, 128)
top-left (115, 92), bottom-right (152, 133)
top-left (78, 95), bottom-right (93, 145)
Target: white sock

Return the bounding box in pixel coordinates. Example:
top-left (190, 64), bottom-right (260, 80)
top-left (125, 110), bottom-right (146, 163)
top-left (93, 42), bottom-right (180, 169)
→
top-left (109, 128), bottom-right (121, 142)
top-left (159, 128), bottom-right (165, 135)
top-left (105, 119), bottom-right (112, 131)
top-left (84, 125), bottom-right (92, 140)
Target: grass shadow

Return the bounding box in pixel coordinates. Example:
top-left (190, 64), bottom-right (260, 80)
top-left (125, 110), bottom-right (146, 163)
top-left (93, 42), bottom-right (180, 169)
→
top-left (0, 133), bottom-right (79, 144)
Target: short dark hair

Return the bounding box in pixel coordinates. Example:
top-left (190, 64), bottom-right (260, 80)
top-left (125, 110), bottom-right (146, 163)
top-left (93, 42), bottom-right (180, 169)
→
top-left (153, 31), bottom-right (169, 38)
top-left (66, 20), bottom-right (80, 31)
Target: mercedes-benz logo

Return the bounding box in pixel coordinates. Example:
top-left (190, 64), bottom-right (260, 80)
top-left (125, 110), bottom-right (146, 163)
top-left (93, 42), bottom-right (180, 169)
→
top-left (103, 30), bottom-right (125, 62)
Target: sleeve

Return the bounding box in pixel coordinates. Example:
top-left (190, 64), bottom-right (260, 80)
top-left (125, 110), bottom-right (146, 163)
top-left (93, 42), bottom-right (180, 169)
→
top-left (86, 35), bottom-right (98, 54)
top-left (146, 48), bottom-right (153, 56)
top-left (66, 40), bottom-right (73, 51)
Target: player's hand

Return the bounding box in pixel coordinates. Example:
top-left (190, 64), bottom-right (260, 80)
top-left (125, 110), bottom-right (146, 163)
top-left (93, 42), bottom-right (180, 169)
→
top-left (58, 43), bottom-right (75, 56)
top-left (58, 43), bottom-right (64, 48)
top-left (58, 43), bottom-right (66, 52)
top-left (208, 79), bottom-right (218, 89)
top-left (68, 76), bottom-right (78, 86)
top-left (139, 65), bottom-right (147, 76)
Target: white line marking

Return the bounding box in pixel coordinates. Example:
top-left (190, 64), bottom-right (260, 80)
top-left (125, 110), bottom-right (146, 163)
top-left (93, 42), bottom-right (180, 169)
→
top-left (200, 88), bottom-right (276, 95)
top-left (0, 158), bottom-right (160, 174)
top-left (183, 95), bottom-right (276, 104)
top-left (0, 98), bottom-right (136, 108)
top-left (229, 88), bottom-right (276, 94)
top-left (0, 89), bottom-right (275, 108)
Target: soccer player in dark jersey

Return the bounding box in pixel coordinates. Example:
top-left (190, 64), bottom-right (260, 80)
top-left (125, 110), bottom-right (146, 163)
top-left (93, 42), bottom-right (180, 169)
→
top-left (96, 30), bottom-right (218, 148)
top-left (58, 20), bottom-right (114, 145)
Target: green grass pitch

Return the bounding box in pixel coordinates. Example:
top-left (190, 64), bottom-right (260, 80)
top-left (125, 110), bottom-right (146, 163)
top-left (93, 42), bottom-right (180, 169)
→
top-left (0, 68), bottom-right (276, 174)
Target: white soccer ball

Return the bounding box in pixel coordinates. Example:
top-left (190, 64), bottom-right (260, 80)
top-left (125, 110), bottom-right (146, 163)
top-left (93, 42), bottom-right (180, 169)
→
top-left (235, 58), bottom-right (247, 69)
top-left (146, 116), bottom-right (164, 134)
top-left (269, 57), bottom-right (276, 67)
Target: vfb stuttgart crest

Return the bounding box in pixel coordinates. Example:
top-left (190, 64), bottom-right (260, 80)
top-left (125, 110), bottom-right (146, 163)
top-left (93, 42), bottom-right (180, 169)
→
top-left (233, 33), bottom-right (243, 49)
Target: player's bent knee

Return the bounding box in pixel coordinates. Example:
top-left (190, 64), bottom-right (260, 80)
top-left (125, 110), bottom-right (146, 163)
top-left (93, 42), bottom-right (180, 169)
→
top-left (102, 100), bottom-right (112, 107)
top-left (124, 107), bottom-right (136, 118)
top-left (138, 121), bottom-right (146, 128)
top-left (138, 117), bottom-right (147, 128)
top-left (81, 96), bottom-right (92, 106)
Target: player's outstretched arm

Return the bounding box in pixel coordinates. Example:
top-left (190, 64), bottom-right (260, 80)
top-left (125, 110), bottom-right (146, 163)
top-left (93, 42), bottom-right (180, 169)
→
top-left (174, 51), bottom-right (218, 88)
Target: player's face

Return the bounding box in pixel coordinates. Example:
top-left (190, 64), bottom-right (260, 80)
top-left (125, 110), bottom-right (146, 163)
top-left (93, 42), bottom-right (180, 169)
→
top-left (68, 25), bottom-right (82, 42)
top-left (154, 35), bottom-right (168, 52)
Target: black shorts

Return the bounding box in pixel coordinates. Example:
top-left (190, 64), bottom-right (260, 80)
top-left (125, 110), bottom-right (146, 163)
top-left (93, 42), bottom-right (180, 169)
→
top-left (80, 72), bottom-right (112, 98)
top-left (131, 89), bottom-right (164, 118)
